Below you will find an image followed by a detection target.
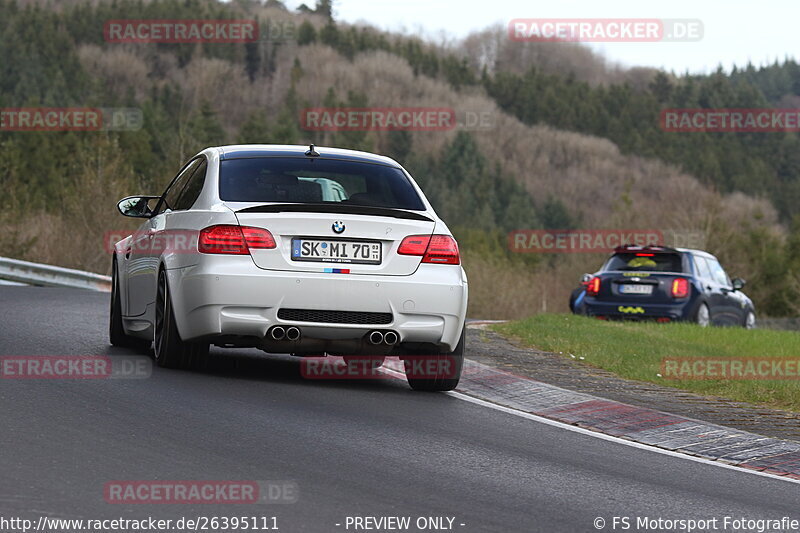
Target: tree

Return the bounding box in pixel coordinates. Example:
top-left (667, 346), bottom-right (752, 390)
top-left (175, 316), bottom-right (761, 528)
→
top-left (297, 21), bottom-right (317, 45)
top-left (187, 102), bottom-right (226, 151)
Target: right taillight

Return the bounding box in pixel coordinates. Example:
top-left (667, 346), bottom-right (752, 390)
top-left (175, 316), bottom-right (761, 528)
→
top-left (586, 276), bottom-right (601, 296)
top-left (671, 277), bottom-right (689, 298)
top-left (398, 234), bottom-right (460, 265)
top-left (198, 225), bottom-right (276, 255)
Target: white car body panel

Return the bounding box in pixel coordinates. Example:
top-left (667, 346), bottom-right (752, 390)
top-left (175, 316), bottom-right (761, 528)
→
top-left (114, 145), bottom-right (468, 353)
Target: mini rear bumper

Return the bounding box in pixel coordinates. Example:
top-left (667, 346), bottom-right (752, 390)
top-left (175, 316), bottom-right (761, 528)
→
top-left (165, 256), bottom-right (468, 351)
top-left (583, 298), bottom-right (694, 321)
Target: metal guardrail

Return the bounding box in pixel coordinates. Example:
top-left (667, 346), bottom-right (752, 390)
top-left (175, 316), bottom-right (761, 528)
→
top-left (0, 257), bottom-right (111, 292)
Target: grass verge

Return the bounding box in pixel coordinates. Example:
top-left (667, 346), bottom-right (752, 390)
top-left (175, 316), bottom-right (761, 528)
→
top-left (494, 314), bottom-right (800, 412)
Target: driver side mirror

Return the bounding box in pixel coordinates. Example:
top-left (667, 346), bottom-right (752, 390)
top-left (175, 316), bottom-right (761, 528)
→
top-left (732, 277), bottom-right (746, 291)
top-left (116, 195), bottom-right (160, 218)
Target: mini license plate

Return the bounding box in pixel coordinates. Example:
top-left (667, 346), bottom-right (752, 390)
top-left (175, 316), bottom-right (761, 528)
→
top-left (619, 284), bottom-right (653, 295)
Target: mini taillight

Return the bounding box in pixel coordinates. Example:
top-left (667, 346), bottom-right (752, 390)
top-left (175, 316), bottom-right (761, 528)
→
top-left (398, 234), bottom-right (460, 265)
top-left (671, 277), bottom-right (689, 298)
top-left (586, 276), bottom-right (601, 296)
top-left (199, 225), bottom-right (276, 255)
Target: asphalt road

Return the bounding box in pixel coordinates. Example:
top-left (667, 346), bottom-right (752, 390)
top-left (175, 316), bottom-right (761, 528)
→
top-left (0, 286), bottom-right (797, 533)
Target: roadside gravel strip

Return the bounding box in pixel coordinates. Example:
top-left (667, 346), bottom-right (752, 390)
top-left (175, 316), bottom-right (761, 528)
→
top-left (454, 324), bottom-right (800, 480)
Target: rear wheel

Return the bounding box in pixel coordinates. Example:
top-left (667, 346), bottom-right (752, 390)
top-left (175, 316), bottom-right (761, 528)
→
top-left (154, 270), bottom-right (209, 370)
top-left (404, 325), bottom-right (465, 392)
top-left (694, 303), bottom-right (711, 327)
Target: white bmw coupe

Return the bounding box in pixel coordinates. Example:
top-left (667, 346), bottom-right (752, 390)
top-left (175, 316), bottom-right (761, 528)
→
top-left (110, 144), bottom-right (468, 390)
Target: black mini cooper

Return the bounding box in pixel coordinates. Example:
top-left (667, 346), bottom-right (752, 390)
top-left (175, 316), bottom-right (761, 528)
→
top-left (572, 245), bottom-right (755, 328)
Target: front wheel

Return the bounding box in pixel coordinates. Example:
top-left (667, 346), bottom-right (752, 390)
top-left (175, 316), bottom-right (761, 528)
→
top-left (109, 259), bottom-right (148, 349)
top-left (154, 270), bottom-right (209, 370)
top-left (404, 325), bottom-right (465, 392)
top-left (743, 311), bottom-right (756, 329)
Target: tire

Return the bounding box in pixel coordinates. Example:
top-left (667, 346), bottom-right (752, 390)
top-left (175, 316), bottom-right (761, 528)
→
top-left (404, 325), bottom-right (465, 392)
top-left (694, 302), bottom-right (711, 327)
top-left (153, 270), bottom-right (209, 370)
top-left (743, 311), bottom-right (756, 329)
top-left (109, 259), bottom-right (148, 349)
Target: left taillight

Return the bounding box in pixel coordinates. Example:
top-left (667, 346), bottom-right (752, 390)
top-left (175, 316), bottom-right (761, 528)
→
top-left (198, 225), bottom-right (276, 255)
top-left (671, 277), bottom-right (689, 298)
top-left (586, 276), bottom-right (601, 296)
top-left (398, 234), bottom-right (460, 265)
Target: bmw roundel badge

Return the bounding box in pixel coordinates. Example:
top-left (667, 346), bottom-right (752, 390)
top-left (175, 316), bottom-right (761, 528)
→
top-left (332, 221), bottom-right (345, 234)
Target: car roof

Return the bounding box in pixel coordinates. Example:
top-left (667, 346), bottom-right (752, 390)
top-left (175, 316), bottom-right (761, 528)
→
top-left (213, 144), bottom-right (401, 167)
top-left (613, 245), bottom-right (715, 258)
top-left (676, 248), bottom-right (715, 258)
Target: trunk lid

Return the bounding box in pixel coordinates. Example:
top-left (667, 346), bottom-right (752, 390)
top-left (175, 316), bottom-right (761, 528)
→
top-left (594, 272), bottom-right (686, 303)
top-left (234, 205), bottom-right (436, 276)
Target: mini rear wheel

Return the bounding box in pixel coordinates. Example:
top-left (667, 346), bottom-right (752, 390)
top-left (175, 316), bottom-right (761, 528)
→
top-left (694, 303), bottom-right (711, 327)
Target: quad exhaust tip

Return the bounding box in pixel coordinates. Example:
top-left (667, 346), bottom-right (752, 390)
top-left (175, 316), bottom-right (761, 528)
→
top-left (383, 331), bottom-right (398, 345)
top-left (270, 326), bottom-right (286, 340)
top-left (368, 330), bottom-right (398, 345)
top-left (286, 326), bottom-right (301, 341)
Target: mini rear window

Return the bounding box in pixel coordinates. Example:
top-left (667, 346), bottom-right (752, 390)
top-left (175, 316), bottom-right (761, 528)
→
top-left (605, 252), bottom-right (685, 273)
top-left (219, 157), bottom-right (425, 210)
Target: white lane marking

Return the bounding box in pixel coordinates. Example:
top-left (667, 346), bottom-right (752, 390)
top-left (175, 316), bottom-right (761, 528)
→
top-left (379, 366), bottom-right (800, 486)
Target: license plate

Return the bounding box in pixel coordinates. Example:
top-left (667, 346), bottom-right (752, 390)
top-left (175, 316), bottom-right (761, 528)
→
top-left (291, 239), bottom-right (381, 265)
top-left (620, 284), bottom-right (653, 295)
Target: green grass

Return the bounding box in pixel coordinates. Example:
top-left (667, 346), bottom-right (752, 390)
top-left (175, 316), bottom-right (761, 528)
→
top-left (494, 315), bottom-right (800, 412)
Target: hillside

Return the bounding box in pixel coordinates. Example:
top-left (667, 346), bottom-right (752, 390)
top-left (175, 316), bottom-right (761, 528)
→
top-left (1, 0), bottom-right (798, 317)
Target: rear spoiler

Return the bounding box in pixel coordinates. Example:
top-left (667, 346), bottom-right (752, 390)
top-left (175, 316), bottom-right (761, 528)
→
top-left (613, 244), bottom-right (678, 254)
top-left (236, 203), bottom-right (434, 222)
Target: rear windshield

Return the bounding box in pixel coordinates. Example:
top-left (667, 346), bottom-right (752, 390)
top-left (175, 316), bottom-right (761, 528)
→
top-left (219, 157), bottom-right (426, 210)
top-left (604, 252), bottom-right (685, 273)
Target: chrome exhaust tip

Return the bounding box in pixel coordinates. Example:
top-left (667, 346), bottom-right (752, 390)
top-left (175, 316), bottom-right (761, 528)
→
top-left (383, 331), bottom-right (398, 345)
top-left (270, 326), bottom-right (286, 340)
top-left (286, 326), bottom-right (301, 341)
top-left (368, 330), bottom-right (384, 345)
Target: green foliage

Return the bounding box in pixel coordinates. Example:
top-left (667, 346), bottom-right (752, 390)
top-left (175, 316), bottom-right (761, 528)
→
top-left (187, 101), bottom-right (227, 152)
top-left (297, 20), bottom-right (317, 45)
top-left (484, 66), bottom-right (800, 221)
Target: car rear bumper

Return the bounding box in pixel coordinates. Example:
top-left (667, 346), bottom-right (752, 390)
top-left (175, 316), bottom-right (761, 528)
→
top-left (165, 256), bottom-right (468, 351)
top-left (583, 298), bottom-right (693, 320)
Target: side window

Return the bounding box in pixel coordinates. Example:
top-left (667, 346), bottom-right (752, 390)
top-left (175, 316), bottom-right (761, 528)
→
top-left (693, 256), bottom-right (712, 280)
top-left (174, 159), bottom-right (208, 211)
top-left (707, 258), bottom-right (731, 287)
top-left (156, 158), bottom-right (201, 214)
